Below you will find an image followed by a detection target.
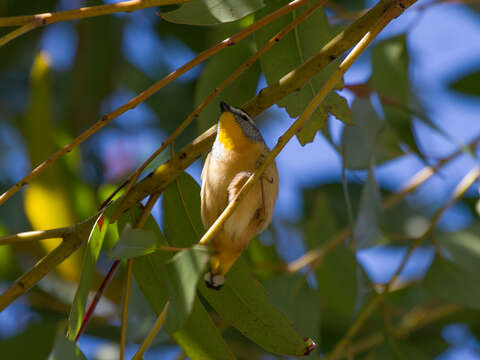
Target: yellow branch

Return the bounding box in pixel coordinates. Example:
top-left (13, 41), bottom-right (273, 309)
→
top-left (0, 217), bottom-right (96, 311)
top-left (0, 226), bottom-right (74, 245)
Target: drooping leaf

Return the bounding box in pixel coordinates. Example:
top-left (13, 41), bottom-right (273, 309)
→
top-left (449, 69), bottom-right (480, 96)
top-left (164, 247), bottom-right (209, 332)
top-left (110, 226), bottom-right (161, 260)
top-left (68, 215), bottom-right (108, 340)
top-left (161, 0), bottom-right (264, 25)
top-left (164, 173), bottom-right (313, 355)
top-left (199, 258), bottom-right (312, 356)
top-left (341, 98), bottom-right (403, 169)
top-left (370, 34), bottom-right (422, 154)
top-left (48, 336), bottom-right (86, 360)
top-left (424, 256), bottom-right (480, 309)
top-left (195, 38), bottom-right (261, 134)
top-left (263, 274), bottom-right (320, 357)
top-left (255, 0), bottom-right (352, 145)
top-left (353, 167), bottom-right (382, 249)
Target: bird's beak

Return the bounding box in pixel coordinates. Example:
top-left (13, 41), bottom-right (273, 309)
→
top-left (219, 101), bottom-right (231, 113)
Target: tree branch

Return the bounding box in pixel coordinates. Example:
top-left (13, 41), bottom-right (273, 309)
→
top-left (0, 226), bottom-right (74, 245)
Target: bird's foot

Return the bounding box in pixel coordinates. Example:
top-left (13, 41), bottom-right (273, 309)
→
top-left (204, 272), bottom-right (225, 290)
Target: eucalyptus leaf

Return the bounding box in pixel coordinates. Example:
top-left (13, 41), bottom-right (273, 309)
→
top-left (255, 0), bottom-right (352, 145)
top-left (68, 215), bottom-right (108, 340)
top-left (48, 336), bottom-right (86, 360)
top-left (164, 248), bottom-right (209, 332)
top-left (353, 167), bottom-right (382, 249)
top-left (161, 0), bottom-right (264, 25)
top-left (110, 227), bottom-right (160, 260)
top-left (424, 256), bottom-right (480, 310)
top-left (342, 98), bottom-right (403, 169)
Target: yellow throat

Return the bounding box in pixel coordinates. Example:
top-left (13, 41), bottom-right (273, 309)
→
top-left (217, 111), bottom-right (256, 151)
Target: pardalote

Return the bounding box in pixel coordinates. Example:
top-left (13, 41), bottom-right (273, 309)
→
top-left (201, 101), bottom-right (279, 289)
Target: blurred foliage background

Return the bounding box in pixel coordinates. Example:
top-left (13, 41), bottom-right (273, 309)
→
top-left (1, 0), bottom-right (480, 359)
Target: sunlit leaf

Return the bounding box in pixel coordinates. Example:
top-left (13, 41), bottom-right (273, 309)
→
top-left (255, 0), bottom-right (352, 145)
top-left (164, 247), bottom-right (209, 332)
top-left (449, 69), bottom-right (480, 96)
top-left (68, 215), bottom-right (108, 340)
top-left (161, 0), bottom-right (264, 25)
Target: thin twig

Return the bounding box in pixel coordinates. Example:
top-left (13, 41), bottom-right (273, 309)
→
top-left (0, 0), bottom-right (312, 208)
top-left (132, 302), bottom-right (169, 360)
top-left (0, 22), bottom-right (36, 47)
top-left (0, 226), bottom-right (74, 245)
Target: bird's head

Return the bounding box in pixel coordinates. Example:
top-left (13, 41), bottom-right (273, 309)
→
top-left (216, 101), bottom-right (264, 151)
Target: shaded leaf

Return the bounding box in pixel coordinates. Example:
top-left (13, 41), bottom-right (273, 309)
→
top-left (438, 230), bottom-right (480, 275)
top-left (353, 167), bottom-right (382, 249)
top-left (264, 274), bottom-right (320, 357)
top-left (110, 227), bottom-right (161, 260)
top-left (449, 69), bottom-right (480, 96)
top-left (161, 0), bottom-right (264, 25)
top-left (195, 39), bottom-right (261, 134)
top-left (342, 98), bottom-right (403, 169)
top-left (424, 256), bottom-right (480, 309)
top-left (68, 215), bottom-right (108, 340)
top-left (164, 247), bottom-right (209, 332)
top-left (255, 0), bottom-right (352, 145)
top-left (199, 257), bottom-right (311, 356)
top-left (48, 336), bottom-right (86, 360)
top-left (374, 336), bottom-right (430, 360)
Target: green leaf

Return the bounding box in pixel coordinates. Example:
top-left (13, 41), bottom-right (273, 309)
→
top-left (68, 214), bottom-right (108, 340)
top-left (424, 256), bottom-right (480, 309)
top-left (342, 98), bottom-right (403, 169)
top-left (199, 258), bottom-right (311, 356)
top-left (195, 39), bottom-right (261, 134)
top-left (370, 34), bottom-right (423, 154)
top-left (315, 246), bottom-right (358, 317)
top-left (48, 336), bottom-right (86, 360)
top-left (438, 231), bottom-right (480, 275)
top-left (110, 227), bottom-right (161, 260)
top-left (353, 167), bottom-right (382, 249)
top-left (164, 173), bottom-right (312, 355)
top-left (255, 0), bottom-right (352, 145)
top-left (263, 274), bottom-right (320, 357)
top-left (0, 318), bottom-right (58, 359)
top-left (449, 69), bottom-right (480, 96)
top-left (164, 248), bottom-right (209, 332)
top-left (161, 0), bottom-right (264, 25)
top-left (172, 297), bottom-right (237, 360)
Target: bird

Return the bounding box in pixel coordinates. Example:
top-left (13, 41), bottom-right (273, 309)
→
top-left (200, 101), bottom-right (279, 290)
